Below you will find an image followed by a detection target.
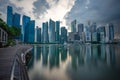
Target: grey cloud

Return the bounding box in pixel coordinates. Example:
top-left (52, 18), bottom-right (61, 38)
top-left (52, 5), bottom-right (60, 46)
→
top-left (33, 0), bottom-right (49, 19)
top-left (66, 0), bottom-right (120, 24)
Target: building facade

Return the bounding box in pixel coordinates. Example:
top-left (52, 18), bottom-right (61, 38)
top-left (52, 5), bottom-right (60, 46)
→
top-left (49, 19), bottom-right (55, 43)
top-left (78, 23), bottom-right (84, 33)
top-left (22, 15), bottom-right (30, 42)
top-left (105, 23), bottom-right (114, 43)
top-left (42, 22), bottom-right (49, 43)
top-left (55, 21), bottom-right (60, 43)
top-left (61, 27), bottom-right (67, 44)
top-left (12, 13), bottom-right (21, 28)
top-left (71, 20), bottom-right (77, 32)
top-left (0, 27), bottom-right (8, 46)
top-left (25, 20), bottom-right (35, 43)
top-left (36, 26), bottom-right (41, 43)
top-left (7, 6), bottom-right (13, 27)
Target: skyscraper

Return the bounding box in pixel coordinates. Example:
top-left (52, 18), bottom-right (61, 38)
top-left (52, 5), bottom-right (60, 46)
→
top-left (49, 19), bottom-right (55, 43)
top-left (96, 26), bottom-right (106, 43)
top-left (85, 25), bottom-right (91, 42)
top-left (106, 23), bottom-right (114, 42)
top-left (61, 27), bottom-right (67, 44)
top-left (42, 22), bottom-right (49, 43)
top-left (25, 20), bottom-right (35, 43)
top-left (7, 6), bottom-right (13, 27)
top-left (22, 15), bottom-right (30, 42)
top-left (55, 21), bottom-right (60, 43)
top-left (71, 20), bottom-right (77, 32)
top-left (91, 22), bottom-right (97, 33)
top-left (78, 23), bottom-right (84, 33)
top-left (109, 23), bottom-right (114, 41)
top-left (36, 26), bottom-right (41, 43)
top-left (12, 13), bottom-right (21, 28)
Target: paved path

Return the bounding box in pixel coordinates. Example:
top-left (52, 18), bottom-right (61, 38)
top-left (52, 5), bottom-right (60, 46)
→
top-left (0, 44), bottom-right (32, 80)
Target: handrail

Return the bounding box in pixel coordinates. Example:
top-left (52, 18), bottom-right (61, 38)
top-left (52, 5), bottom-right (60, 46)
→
top-left (10, 47), bottom-right (33, 80)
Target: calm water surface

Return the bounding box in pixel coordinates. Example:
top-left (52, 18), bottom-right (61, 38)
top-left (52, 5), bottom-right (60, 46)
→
top-left (27, 44), bottom-right (120, 80)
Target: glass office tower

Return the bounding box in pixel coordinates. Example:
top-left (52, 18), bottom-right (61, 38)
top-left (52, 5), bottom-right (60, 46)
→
top-left (36, 26), bottom-right (41, 43)
top-left (42, 22), bottom-right (49, 43)
top-left (22, 15), bottom-right (30, 42)
top-left (55, 21), bottom-right (60, 43)
top-left (25, 20), bottom-right (35, 43)
top-left (71, 20), bottom-right (77, 32)
top-left (13, 13), bottom-right (21, 28)
top-left (49, 19), bottom-right (55, 43)
top-left (7, 6), bottom-right (13, 27)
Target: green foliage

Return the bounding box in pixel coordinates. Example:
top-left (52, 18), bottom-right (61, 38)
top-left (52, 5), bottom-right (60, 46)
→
top-left (9, 26), bottom-right (21, 37)
top-left (0, 18), bottom-right (21, 38)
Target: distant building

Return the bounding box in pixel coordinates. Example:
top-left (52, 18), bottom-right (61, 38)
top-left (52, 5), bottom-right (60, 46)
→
top-left (42, 22), bottom-right (49, 43)
top-left (55, 21), bottom-right (60, 43)
top-left (7, 6), bottom-right (13, 27)
top-left (61, 27), bottom-right (67, 44)
top-left (68, 32), bottom-right (80, 43)
top-left (22, 15), bottom-right (30, 42)
top-left (92, 32), bottom-right (98, 42)
top-left (25, 20), bottom-right (35, 43)
top-left (105, 23), bottom-right (114, 42)
top-left (91, 22), bottom-right (97, 33)
top-left (71, 20), bottom-right (77, 32)
top-left (49, 19), bottom-right (55, 43)
top-left (36, 26), bottom-right (41, 43)
top-left (97, 26), bottom-right (106, 43)
top-left (78, 23), bottom-right (84, 33)
top-left (85, 25), bottom-right (91, 42)
top-left (12, 13), bottom-right (21, 28)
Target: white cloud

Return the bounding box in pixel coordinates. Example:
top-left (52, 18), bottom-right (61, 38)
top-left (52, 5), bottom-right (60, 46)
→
top-left (38, 0), bottom-right (76, 29)
top-left (9, 0), bottom-right (76, 29)
top-left (9, 0), bottom-right (37, 20)
top-left (85, 0), bottom-right (90, 9)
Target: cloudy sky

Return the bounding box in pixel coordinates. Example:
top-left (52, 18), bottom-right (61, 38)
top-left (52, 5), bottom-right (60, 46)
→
top-left (0, 0), bottom-right (120, 33)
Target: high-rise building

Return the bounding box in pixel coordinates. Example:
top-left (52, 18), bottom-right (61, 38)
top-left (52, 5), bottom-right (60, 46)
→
top-left (109, 23), bottom-right (114, 41)
top-left (71, 20), bottom-right (77, 32)
top-left (61, 27), bottom-right (67, 44)
top-left (36, 26), bottom-right (41, 43)
top-left (78, 23), bottom-right (84, 33)
top-left (55, 21), bottom-right (60, 43)
top-left (49, 19), bottom-right (55, 43)
top-left (25, 20), bottom-right (35, 43)
top-left (7, 6), bottom-right (13, 27)
top-left (85, 25), bottom-right (91, 42)
top-left (91, 22), bottom-right (97, 33)
top-left (97, 26), bottom-right (106, 43)
top-left (12, 13), bottom-right (21, 28)
top-left (22, 15), bottom-right (30, 42)
top-left (106, 23), bottom-right (114, 42)
top-left (42, 22), bottom-right (49, 43)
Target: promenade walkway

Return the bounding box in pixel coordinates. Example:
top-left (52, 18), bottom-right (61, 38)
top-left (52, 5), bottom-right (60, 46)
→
top-left (0, 44), bottom-right (32, 80)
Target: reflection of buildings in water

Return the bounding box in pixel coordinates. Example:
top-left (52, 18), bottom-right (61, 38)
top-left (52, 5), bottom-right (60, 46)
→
top-left (27, 46), bottom-right (35, 70)
top-left (33, 46), bottom-right (42, 64)
top-left (100, 44), bottom-right (106, 61)
top-left (55, 46), bottom-right (60, 67)
top-left (84, 44), bottom-right (91, 64)
top-left (36, 46), bottom-right (41, 61)
top-left (61, 46), bottom-right (67, 62)
top-left (106, 45), bottom-right (115, 67)
top-left (42, 45), bottom-right (48, 66)
top-left (49, 45), bottom-right (55, 69)
top-left (91, 45), bottom-right (98, 65)
top-left (78, 45), bottom-right (85, 66)
top-left (110, 45), bottom-right (115, 66)
top-left (69, 45), bottom-right (82, 70)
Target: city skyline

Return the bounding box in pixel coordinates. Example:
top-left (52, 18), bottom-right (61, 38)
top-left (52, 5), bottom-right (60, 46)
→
top-left (0, 0), bottom-right (120, 33)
